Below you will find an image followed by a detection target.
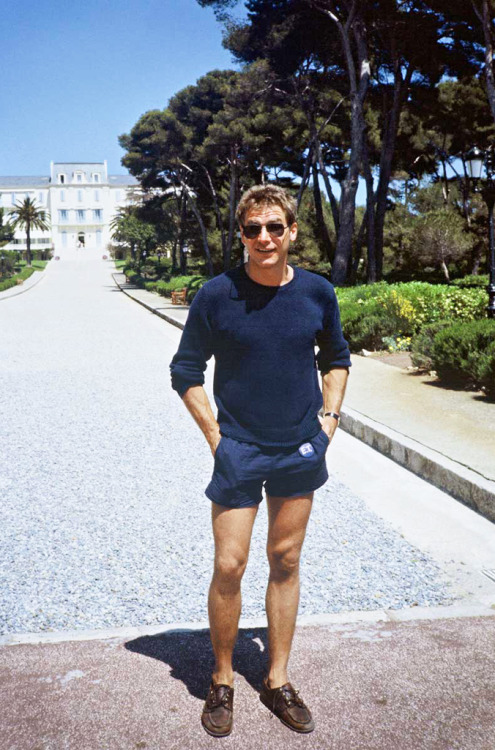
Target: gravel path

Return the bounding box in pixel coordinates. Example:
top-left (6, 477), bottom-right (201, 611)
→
top-left (0, 249), bottom-right (456, 635)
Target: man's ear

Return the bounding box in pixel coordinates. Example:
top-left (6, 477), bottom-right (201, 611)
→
top-left (289, 222), bottom-right (298, 242)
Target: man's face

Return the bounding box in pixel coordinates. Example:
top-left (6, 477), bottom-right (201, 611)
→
top-left (240, 204), bottom-right (297, 274)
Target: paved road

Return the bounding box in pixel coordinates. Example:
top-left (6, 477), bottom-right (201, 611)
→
top-left (0, 247), bottom-right (494, 639)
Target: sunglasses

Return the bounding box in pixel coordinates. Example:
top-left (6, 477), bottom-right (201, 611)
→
top-left (242, 222), bottom-right (289, 239)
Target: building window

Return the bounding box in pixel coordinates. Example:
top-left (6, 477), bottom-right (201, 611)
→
top-left (93, 174), bottom-right (100, 183)
top-left (94, 190), bottom-right (100, 202)
top-left (60, 190), bottom-right (65, 202)
top-left (96, 230), bottom-right (102, 246)
top-left (78, 190), bottom-right (83, 202)
top-left (59, 174), bottom-right (65, 184)
top-left (76, 173), bottom-right (83, 183)
top-left (77, 210), bottom-right (85, 222)
top-left (93, 209), bottom-right (102, 221)
top-left (59, 209), bottom-right (68, 222)
top-left (38, 192), bottom-right (43, 204)
top-left (11, 193), bottom-right (16, 205)
top-left (62, 231), bottom-right (67, 247)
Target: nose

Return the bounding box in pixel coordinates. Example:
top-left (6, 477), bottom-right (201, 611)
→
top-left (259, 225), bottom-right (270, 242)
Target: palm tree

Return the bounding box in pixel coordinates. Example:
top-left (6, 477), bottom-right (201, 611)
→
top-left (10, 197), bottom-right (50, 267)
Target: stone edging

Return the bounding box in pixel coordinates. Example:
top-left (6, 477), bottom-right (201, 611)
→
top-left (340, 407), bottom-right (495, 522)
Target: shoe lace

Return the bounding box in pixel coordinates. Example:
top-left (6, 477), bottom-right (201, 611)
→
top-left (281, 686), bottom-right (305, 708)
top-left (208, 688), bottom-right (231, 710)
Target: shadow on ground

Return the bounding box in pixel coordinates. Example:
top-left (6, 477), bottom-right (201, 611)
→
top-left (125, 627), bottom-right (268, 699)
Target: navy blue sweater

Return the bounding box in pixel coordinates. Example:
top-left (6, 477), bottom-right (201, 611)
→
top-left (170, 264), bottom-right (352, 446)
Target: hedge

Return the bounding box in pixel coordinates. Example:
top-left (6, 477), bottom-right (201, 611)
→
top-left (143, 275), bottom-right (208, 303)
top-left (428, 319), bottom-right (495, 396)
top-left (337, 281), bottom-right (487, 352)
top-left (0, 266), bottom-right (36, 293)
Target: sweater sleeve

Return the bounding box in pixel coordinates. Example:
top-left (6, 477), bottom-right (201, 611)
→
top-left (315, 284), bottom-right (352, 372)
top-left (170, 287), bottom-right (214, 397)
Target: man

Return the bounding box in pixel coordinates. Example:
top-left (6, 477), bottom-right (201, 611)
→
top-left (170, 184), bottom-right (351, 737)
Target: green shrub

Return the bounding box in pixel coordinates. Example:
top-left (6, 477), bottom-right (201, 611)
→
top-left (430, 319), bottom-right (495, 393)
top-left (0, 277), bottom-right (17, 293)
top-left (125, 269), bottom-right (141, 285)
top-left (143, 275), bottom-right (208, 303)
top-left (450, 274), bottom-right (489, 289)
top-left (339, 298), bottom-right (396, 351)
top-left (466, 340), bottom-right (495, 398)
top-left (410, 320), bottom-right (455, 370)
top-left (0, 266), bottom-right (36, 293)
top-left (337, 281), bottom-right (487, 351)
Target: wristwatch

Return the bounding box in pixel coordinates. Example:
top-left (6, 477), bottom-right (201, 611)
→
top-left (324, 411), bottom-right (341, 425)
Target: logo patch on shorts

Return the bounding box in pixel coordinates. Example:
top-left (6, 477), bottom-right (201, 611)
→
top-left (298, 442), bottom-right (314, 457)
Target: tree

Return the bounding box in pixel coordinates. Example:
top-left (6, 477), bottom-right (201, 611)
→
top-left (9, 197), bottom-right (50, 267)
top-left (0, 208), bottom-right (14, 247)
top-left (110, 207), bottom-right (158, 269)
top-left (411, 208), bottom-right (474, 281)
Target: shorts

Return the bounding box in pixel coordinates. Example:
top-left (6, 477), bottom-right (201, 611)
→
top-left (205, 429), bottom-right (330, 509)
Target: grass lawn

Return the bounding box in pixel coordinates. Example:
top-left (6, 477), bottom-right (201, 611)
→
top-left (113, 259), bottom-right (127, 270)
top-left (17, 260), bottom-right (49, 271)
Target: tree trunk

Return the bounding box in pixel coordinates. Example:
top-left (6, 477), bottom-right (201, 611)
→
top-left (187, 194), bottom-right (214, 277)
top-left (322, 9), bottom-right (370, 286)
top-left (316, 137), bottom-right (340, 236)
top-left (178, 191), bottom-right (188, 275)
top-left (26, 219), bottom-right (32, 267)
top-left (470, 242), bottom-right (484, 275)
top-left (477, 0), bottom-right (495, 125)
top-left (374, 64), bottom-right (413, 280)
top-left (312, 162), bottom-right (333, 262)
top-left (225, 147), bottom-right (237, 271)
top-left (203, 166), bottom-right (226, 266)
top-left (440, 259), bottom-right (450, 282)
top-left (297, 144), bottom-right (314, 209)
top-left (350, 207), bottom-right (367, 284)
top-left (171, 235), bottom-right (178, 272)
top-left (362, 132), bottom-right (376, 282)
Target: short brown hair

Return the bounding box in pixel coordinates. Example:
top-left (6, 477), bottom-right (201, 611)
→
top-left (236, 184), bottom-right (297, 227)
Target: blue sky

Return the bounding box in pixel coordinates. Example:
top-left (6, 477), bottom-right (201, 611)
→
top-left (1, 0), bottom-right (242, 176)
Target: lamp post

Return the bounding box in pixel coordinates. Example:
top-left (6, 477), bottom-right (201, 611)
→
top-left (0, 254), bottom-right (5, 278)
top-left (465, 145), bottom-right (495, 319)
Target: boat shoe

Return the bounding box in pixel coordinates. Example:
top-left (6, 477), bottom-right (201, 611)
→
top-left (259, 678), bottom-right (315, 733)
top-left (201, 681), bottom-right (234, 737)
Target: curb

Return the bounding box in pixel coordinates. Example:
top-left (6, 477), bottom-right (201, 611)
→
top-left (2, 604), bottom-right (494, 647)
top-left (0, 268), bottom-right (47, 301)
top-left (340, 407), bottom-right (495, 523)
top-left (112, 273), bottom-right (495, 525)
top-left (112, 272), bottom-right (186, 330)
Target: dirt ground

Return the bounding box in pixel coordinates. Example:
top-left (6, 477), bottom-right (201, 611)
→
top-left (364, 351), bottom-right (414, 369)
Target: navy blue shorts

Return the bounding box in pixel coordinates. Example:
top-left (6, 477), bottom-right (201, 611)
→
top-left (205, 429), bottom-right (330, 509)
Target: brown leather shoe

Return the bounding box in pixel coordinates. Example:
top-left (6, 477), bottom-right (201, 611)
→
top-left (259, 678), bottom-right (315, 733)
top-left (201, 681), bottom-right (234, 737)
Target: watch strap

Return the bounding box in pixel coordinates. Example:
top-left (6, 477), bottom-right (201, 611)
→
top-left (324, 411), bottom-right (340, 423)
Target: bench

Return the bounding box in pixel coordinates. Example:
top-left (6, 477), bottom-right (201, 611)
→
top-left (171, 288), bottom-right (187, 305)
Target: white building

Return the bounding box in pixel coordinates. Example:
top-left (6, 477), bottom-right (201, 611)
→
top-left (0, 161), bottom-right (138, 254)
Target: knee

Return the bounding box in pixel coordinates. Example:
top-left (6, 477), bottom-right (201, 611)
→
top-left (267, 542), bottom-right (301, 579)
top-left (214, 552), bottom-right (248, 586)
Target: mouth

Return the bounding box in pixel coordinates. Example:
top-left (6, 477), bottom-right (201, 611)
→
top-left (255, 247), bottom-right (275, 254)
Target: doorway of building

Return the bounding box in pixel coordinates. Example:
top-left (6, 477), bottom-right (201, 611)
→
top-left (77, 232), bottom-right (85, 248)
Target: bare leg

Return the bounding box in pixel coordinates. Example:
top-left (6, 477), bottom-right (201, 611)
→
top-left (208, 503), bottom-right (258, 686)
top-left (265, 493), bottom-right (313, 688)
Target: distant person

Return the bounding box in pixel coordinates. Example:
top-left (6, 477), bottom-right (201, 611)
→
top-left (170, 184), bottom-right (351, 737)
